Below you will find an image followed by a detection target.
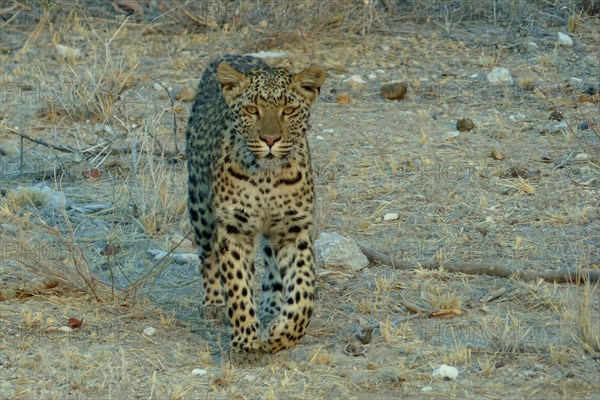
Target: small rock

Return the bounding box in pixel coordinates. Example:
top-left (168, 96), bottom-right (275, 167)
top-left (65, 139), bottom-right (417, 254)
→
top-left (0, 140), bottom-right (20, 156)
top-left (432, 364), bottom-right (459, 380)
top-left (578, 121), bottom-right (589, 130)
top-left (383, 212), bottom-right (399, 221)
top-left (143, 327), bottom-right (156, 336)
top-left (175, 87), bottom-right (196, 102)
top-left (322, 128), bottom-right (334, 134)
top-left (456, 118), bottom-right (475, 131)
top-left (555, 120), bottom-right (568, 131)
top-left (191, 368), bottom-right (208, 376)
top-left (381, 44), bottom-right (391, 52)
top-left (509, 113), bottom-right (526, 121)
top-left (343, 75), bottom-right (366, 85)
top-left (59, 326), bottom-right (73, 332)
top-left (527, 41), bottom-right (539, 50)
top-left (315, 231), bottom-right (369, 273)
top-left (380, 82), bottom-right (408, 100)
top-left (421, 386), bottom-right (433, 393)
top-left (367, 362), bottom-right (378, 371)
top-left (444, 131), bottom-right (460, 140)
top-left (487, 67), bottom-right (513, 84)
top-left (367, 72), bottom-right (378, 80)
top-left (491, 150), bottom-right (505, 160)
top-left (336, 93), bottom-right (352, 104)
top-left (557, 32), bottom-right (573, 46)
top-left (316, 135), bottom-right (325, 140)
top-left (549, 111), bottom-right (562, 121)
top-left (374, 69), bottom-right (386, 75)
top-left (574, 153), bottom-right (589, 161)
top-left (569, 77), bottom-right (583, 87)
top-left (153, 82), bottom-right (164, 91)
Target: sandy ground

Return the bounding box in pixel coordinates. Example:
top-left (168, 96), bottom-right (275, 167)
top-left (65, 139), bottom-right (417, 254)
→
top-left (1, 3), bottom-right (599, 399)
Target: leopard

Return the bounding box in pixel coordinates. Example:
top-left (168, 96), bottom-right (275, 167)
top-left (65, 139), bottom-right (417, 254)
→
top-left (186, 55), bottom-right (325, 353)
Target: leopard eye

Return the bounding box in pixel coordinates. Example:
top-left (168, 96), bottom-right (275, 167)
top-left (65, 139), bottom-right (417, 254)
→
top-left (282, 106), bottom-right (295, 115)
top-left (244, 106), bottom-right (258, 115)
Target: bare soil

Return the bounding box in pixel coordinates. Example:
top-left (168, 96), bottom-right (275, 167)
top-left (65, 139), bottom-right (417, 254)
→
top-left (1, 3), bottom-right (599, 399)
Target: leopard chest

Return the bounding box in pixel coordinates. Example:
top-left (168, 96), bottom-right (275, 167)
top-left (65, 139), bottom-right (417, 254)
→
top-left (213, 162), bottom-right (313, 234)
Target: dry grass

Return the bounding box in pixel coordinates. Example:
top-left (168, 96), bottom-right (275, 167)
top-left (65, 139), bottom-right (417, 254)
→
top-left (1, 1), bottom-right (599, 399)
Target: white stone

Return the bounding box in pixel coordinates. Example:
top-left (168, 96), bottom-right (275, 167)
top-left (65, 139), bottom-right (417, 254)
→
top-left (555, 120), bottom-right (568, 130)
top-left (509, 113), bottom-right (526, 121)
top-left (374, 69), bottom-right (386, 75)
top-left (432, 364), bottom-right (459, 380)
top-left (557, 32), bottom-right (573, 46)
top-left (153, 82), bottom-right (163, 91)
top-left (574, 153), bottom-right (589, 161)
top-left (143, 327), bottom-right (156, 336)
top-left (367, 72), bottom-right (378, 80)
top-left (0, 140), bottom-right (20, 156)
top-left (383, 212), bottom-right (399, 221)
top-left (421, 386), bottom-right (433, 392)
top-left (569, 77), bottom-right (583, 86)
top-left (343, 75), bottom-right (366, 85)
top-left (381, 44), bottom-right (391, 52)
top-left (59, 326), bottom-right (73, 332)
top-left (191, 368), bottom-right (208, 376)
top-left (322, 128), bottom-right (334, 134)
top-left (315, 231), bottom-right (369, 273)
top-left (487, 67), bottom-right (513, 84)
top-left (527, 41), bottom-right (539, 50)
top-left (316, 135), bottom-right (325, 140)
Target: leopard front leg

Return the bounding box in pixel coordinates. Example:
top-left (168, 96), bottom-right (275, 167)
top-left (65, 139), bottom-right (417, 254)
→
top-left (213, 225), bottom-right (261, 352)
top-left (261, 231), bottom-right (315, 353)
top-left (258, 236), bottom-right (283, 325)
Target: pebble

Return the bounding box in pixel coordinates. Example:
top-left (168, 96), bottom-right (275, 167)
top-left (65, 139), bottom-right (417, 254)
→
top-left (527, 41), bottom-right (539, 50)
top-left (491, 150), bottom-right (505, 160)
top-left (143, 327), bottom-right (156, 336)
top-left (432, 364), bottom-right (459, 380)
top-left (549, 111), bottom-right (562, 121)
top-left (343, 75), bottom-right (366, 85)
top-left (574, 153), bottom-right (589, 161)
top-left (175, 87), bottom-right (196, 102)
top-left (579, 121), bottom-right (589, 130)
top-left (380, 82), bottom-right (408, 100)
top-left (316, 135), bottom-right (325, 140)
top-left (509, 113), bottom-right (526, 121)
top-left (555, 120), bottom-right (568, 131)
top-left (367, 72), bottom-right (378, 80)
top-left (336, 93), bottom-right (352, 104)
top-left (456, 118), bottom-right (475, 131)
top-left (322, 128), bottom-right (334, 134)
top-left (383, 212), bottom-right (399, 221)
top-left (557, 32), bottom-right (573, 46)
top-left (487, 67), bottom-right (513, 84)
top-left (191, 368), bottom-right (208, 376)
top-left (0, 140), bottom-right (20, 156)
top-left (421, 386), bottom-right (433, 393)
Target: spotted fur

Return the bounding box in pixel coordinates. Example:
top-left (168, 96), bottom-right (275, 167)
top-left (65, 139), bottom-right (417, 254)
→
top-left (186, 55), bottom-right (325, 353)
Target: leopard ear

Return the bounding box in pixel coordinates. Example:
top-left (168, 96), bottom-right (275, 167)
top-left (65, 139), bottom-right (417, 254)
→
top-left (217, 62), bottom-right (246, 105)
top-left (293, 66), bottom-right (325, 104)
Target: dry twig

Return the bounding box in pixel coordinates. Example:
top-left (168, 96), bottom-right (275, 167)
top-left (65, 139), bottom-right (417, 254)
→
top-left (358, 244), bottom-right (599, 285)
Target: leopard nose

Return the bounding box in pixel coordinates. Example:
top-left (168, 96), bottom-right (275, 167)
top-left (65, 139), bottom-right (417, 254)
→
top-left (260, 135), bottom-right (281, 147)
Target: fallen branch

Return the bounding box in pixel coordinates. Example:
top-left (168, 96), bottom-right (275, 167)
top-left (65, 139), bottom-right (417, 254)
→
top-left (358, 244), bottom-right (599, 285)
top-left (4, 128), bottom-right (185, 160)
